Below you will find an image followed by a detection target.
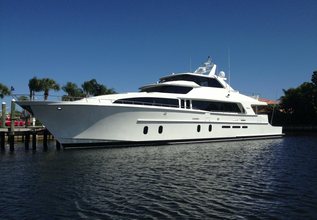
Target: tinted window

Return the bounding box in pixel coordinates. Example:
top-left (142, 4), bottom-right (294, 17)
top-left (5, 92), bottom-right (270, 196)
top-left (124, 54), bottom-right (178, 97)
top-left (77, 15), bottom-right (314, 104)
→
top-left (251, 105), bottom-right (269, 114)
top-left (186, 100), bottom-right (190, 109)
top-left (141, 85), bottom-right (192, 94)
top-left (114, 97), bottom-right (179, 108)
top-left (180, 99), bottom-right (185, 108)
top-left (192, 100), bottom-right (243, 113)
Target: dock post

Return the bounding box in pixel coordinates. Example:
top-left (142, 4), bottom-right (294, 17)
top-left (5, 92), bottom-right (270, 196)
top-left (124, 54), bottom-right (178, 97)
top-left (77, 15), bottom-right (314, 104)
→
top-left (25, 131), bottom-right (30, 150)
top-left (56, 140), bottom-right (61, 150)
top-left (0, 132), bottom-right (5, 151)
top-left (32, 131), bottom-right (36, 150)
top-left (1, 102), bottom-right (7, 150)
top-left (10, 100), bottom-right (15, 133)
top-left (43, 129), bottom-right (48, 151)
top-left (1, 102), bottom-right (6, 128)
top-left (9, 100), bottom-right (16, 151)
top-left (9, 133), bottom-right (14, 152)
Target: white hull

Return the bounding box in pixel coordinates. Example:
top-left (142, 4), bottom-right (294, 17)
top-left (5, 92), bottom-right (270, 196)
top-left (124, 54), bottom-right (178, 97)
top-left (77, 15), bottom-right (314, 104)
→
top-left (22, 101), bottom-right (283, 148)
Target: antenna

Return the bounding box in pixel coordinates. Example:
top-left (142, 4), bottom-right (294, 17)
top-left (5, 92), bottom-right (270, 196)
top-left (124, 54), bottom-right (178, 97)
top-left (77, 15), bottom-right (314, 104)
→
top-left (189, 56), bottom-right (192, 72)
top-left (228, 48), bottom-right (231, 86)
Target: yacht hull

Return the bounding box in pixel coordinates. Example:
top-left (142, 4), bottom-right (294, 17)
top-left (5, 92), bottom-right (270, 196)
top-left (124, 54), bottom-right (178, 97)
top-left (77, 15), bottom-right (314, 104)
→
top-left (18, 101), bottom-right (283, 148)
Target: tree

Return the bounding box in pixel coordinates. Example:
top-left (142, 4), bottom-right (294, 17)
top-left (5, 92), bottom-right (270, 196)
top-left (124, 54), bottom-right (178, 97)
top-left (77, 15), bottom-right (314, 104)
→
top-left (18, 95), bottom-right (29, 101)
top-left (62, 82), bottom-right (84, 101)
top-left (312, 70), bottom-right (317, 86)
top-left (28, 77), bottom-right (42, 100)
top-left (40, 78), bottom-right (60, 100)
top-left (280, 82), bottom-right (317, 125)
top-left (29, 77), bottom-right (60, 100)
top-left (0, 83), bottom-right (11, 98)
top-left (312, 71), bottom-right (317, 113)
top-left (95, 84), bottom-right (116, 96)
top-left (82, 79), bottom-right (116, 97)
top-left (279, 70), bottom-right (317, 125)
top-left (82, 79), bottom-right (98, 97)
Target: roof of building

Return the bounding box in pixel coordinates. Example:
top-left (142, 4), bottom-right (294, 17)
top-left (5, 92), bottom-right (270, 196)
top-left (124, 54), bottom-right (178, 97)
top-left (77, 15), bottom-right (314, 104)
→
top-left (258, 98), bottom-right (280, 105)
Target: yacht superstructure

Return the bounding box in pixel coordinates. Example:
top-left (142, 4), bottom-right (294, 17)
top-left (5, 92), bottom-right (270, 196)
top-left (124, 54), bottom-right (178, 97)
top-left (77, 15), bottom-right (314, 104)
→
top-left (18, 57), bottom-right (283, 148)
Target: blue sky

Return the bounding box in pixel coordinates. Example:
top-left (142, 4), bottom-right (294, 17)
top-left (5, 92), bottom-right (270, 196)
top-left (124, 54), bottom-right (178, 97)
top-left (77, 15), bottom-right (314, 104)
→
top-left (1, 0), bottom-right (316, 103)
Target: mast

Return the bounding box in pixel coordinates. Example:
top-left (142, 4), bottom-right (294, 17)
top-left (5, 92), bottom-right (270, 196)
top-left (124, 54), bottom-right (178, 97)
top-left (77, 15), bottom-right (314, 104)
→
top-left (228, 48), bottom-right (231, 87)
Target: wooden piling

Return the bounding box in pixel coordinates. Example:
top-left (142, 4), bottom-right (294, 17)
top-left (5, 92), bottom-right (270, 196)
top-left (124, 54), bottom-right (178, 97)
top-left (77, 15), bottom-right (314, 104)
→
top-left (9, 100), bottom-right (15, 152)
top-left (9, 132), bottom-right (14, 151)
top-left (32, 132), bottom-right (36, 150)
top-left (1, 102), bottom-right (6, 128)
top-left (10, 100), bottom-right (15, 133)
top-left (1, 102), bottom-right (7, 150)
top-left (56, 140), bottom-right (61, 150)
top-left (43, 129), bottom-right (48, 151)
top-left (0, 132), bottom-right (5, 151)
top-left (25, 131), bottom-right (30, 150)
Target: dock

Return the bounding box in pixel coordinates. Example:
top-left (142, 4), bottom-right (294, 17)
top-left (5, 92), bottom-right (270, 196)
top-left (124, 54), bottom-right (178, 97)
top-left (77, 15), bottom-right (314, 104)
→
top-left (0, 127), bottom-right (61, 152)
top-left (1, 100), bottom-right (61, 151)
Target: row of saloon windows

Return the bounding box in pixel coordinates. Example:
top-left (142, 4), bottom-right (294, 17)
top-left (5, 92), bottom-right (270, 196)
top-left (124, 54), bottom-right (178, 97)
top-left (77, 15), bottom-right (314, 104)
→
top-left (114, 97), bottom-right (245, 113)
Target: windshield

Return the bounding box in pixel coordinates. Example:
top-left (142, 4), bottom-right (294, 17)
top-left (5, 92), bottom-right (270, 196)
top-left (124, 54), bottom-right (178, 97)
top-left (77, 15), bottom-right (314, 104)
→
top-left (160, 74), bottom-right (224, 88)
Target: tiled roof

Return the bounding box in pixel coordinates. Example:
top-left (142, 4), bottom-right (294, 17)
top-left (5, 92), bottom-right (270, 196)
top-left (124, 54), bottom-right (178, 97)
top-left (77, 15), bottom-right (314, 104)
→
top-left (258, 98), bottom-right (279, 105)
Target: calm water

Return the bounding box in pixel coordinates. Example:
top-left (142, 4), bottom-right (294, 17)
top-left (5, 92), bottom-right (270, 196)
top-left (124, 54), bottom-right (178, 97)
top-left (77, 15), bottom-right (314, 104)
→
top-left (1, 135), bottom-right (317, 219)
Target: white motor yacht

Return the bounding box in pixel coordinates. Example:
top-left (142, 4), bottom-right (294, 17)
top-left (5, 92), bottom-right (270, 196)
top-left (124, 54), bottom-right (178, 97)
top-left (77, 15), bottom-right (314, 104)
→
top-left (17, 57), bottom-right (283, 148)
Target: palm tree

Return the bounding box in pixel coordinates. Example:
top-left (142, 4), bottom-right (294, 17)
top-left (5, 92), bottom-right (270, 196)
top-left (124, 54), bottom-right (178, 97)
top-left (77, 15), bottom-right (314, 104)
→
top-left (62, 82), bottom-right (84, 101)
top-left (18, 95), bottom-right (29, 101)
top-left (82, 79), bottom-right (116, 97)
top-left (0, 83), bottom-right (11, 98)
top-left (28, 77), bottom-right (42, 100)
top-left (82, 79), bottom-right (98, 97)
top-left (40, 78), bottom-right (60, 100)
top-left (96, 84), bottom-right (116, 95)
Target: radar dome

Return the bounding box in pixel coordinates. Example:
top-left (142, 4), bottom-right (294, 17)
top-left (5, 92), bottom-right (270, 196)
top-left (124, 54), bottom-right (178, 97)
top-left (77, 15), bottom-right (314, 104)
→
top-left (219, 71), bottom-right (226, 78)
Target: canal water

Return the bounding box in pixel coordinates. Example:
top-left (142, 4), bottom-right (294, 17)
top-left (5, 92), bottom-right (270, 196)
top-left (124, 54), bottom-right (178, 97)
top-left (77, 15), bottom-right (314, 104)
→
top-left (1, 135), bottom-right (317, 219)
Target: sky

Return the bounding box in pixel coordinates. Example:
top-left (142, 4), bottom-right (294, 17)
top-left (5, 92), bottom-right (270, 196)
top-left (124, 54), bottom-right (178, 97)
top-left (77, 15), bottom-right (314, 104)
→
top-left (0, 0), bottom-right (316, 104)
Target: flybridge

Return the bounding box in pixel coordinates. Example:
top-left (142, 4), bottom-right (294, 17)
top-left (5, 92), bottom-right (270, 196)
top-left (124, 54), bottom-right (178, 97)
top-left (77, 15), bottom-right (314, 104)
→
top-left (158, 56), bottom-right (231, 90)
